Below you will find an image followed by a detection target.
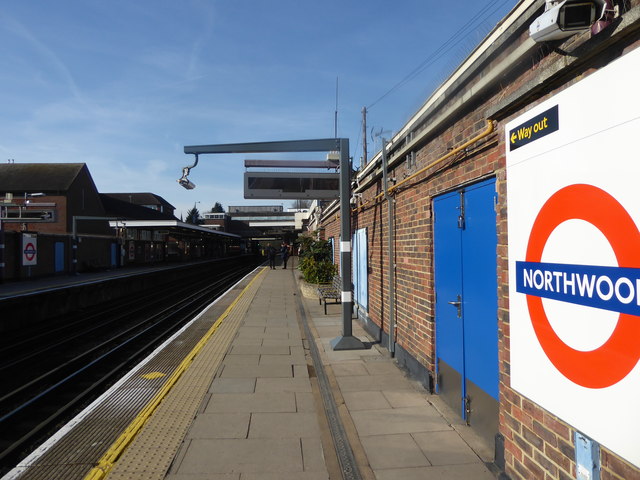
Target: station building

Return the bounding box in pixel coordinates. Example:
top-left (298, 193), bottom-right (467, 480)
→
top-left (320, 1), bottom-right (640, 478)
top-left (0, 163), bottom-right (240, 281)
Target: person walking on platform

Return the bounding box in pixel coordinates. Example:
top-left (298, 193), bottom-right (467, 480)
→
top-left (267, 244), bottom-right (276, 269)
top-left (281, 242), bottom-right (290, 269)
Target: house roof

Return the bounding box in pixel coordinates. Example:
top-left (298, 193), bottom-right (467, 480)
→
top-left (100, 194), bottom-right (177, 221)
top-left (0, 163), bottom-right (86, 192)
top-left (102, 192), bottom-right (175, 210)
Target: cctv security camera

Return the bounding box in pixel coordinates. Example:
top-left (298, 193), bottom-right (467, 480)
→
top-left (178, 177), bottom-right (196, 190)
top-left (530, 0), bottom-right (603, 42)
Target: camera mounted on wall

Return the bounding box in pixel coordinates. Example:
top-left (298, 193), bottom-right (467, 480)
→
top-left (529, 0), bottom-right (617, 42)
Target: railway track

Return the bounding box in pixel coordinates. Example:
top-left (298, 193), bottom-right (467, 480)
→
top-left (0, 256), bottom-right (263, 472)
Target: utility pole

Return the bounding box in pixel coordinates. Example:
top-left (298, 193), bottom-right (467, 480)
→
top-left (362, 107), bottom-right (368, 167)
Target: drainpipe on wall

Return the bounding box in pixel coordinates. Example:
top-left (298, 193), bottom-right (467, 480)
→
top-left (382, 140), bottom-right (396, 355)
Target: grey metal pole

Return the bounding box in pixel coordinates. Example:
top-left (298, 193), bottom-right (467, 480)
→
top-left (382, 140), bottom-right (396, 355)
top-left (330, 138), bottom-right (365, 350)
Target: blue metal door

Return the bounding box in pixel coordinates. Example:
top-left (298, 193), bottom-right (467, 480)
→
top-left (434, 190), bottom-right (465, 413)
top-left (434, 178), bottom-right (498, 443)
top-left (54, 242), bottom-right (65, 273)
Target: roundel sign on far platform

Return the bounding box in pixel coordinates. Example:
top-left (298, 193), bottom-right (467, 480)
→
top-left (21, 233), bottom-right (38, 266)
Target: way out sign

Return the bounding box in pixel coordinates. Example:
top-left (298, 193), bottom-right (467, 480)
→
top-left (506, 47), bottom-right (640, 468)
top-left (22, 233), bottom-right (38, 266)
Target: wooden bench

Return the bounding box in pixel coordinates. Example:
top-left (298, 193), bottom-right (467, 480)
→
top-left (317, 275), bottom-right (342, 314)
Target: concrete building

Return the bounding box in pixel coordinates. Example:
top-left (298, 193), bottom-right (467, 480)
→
top-left (0, 163), bottom-right (241, 281)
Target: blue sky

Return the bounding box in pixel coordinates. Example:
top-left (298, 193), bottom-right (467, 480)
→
top-left (0, 1), bottom-right (516, 219)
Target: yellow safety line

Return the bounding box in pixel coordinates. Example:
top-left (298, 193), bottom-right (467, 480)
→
top-left (83, 268), bottom-right (267, 480)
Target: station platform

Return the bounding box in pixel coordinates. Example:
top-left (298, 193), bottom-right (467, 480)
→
top-left (5, 262), bottom-right (499, 480)
top-left (0, 263), bottom-right (194, 298)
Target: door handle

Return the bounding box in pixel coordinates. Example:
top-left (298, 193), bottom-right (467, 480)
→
top-left (448, 295), bottom-right (462, 318)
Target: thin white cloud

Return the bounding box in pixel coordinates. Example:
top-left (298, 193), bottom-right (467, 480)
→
top-left (0, 11), bottom-right (84, 103)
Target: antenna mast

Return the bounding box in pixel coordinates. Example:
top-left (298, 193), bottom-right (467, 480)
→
top-left (334, 77), bottom-right (339, 138)
top-left (362, 107), bottom-right (367, 166)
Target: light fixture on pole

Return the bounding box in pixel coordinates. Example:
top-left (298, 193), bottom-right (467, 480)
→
top-left (181, 138), bottom-right (365, 350)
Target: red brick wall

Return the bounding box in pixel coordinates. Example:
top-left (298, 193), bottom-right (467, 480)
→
top-left (321, 5), bottom-right (640, 479)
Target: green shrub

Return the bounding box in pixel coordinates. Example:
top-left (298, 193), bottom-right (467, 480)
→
top-left (297, 238), bottom-right (337, 284)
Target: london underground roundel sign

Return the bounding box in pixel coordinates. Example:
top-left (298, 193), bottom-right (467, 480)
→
top-left (506, 46), bottom-right (640, 469)
top-left (521, 184), bottom-right (640, 388)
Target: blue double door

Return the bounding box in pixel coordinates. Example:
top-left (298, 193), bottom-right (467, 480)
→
top-left (433, 178), bottom-right (499, 444)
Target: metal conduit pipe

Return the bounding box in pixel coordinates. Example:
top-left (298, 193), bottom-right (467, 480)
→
top-left (350, 119), bottom-right (495, 358)
top-left (353, 119), bottom-right (495, 212)
top-left (389, 119), bottom-right (494, 195)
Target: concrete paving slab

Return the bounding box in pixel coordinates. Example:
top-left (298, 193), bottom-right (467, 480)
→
top-left (335, 374), bottom-right (418, 392)
top-left (176, 438), bottom-right (303, 474)
top-left (254, 377), bottom-right (313, 393)
top-left (187, 413), bottom-right (250, 439)
top-left (295, 392), bottom-right (316, 413)
top-left (342, 391), bottom-right (392, 411)
top-left (294, 364), bottom-right (309, 378)
top-left (235, 326), bottom-right (265, 335)
top-left (209, 377), bottom-right (256, 394)
top-left (265, 326), bottom-right (300, 336)
top-left (290, 345), bottom-right (305, 357)
top-left (221, 354), bottom-right (259, 366)
top-left (241, 473), bottom-right (329, 480)
top-left (229, 338), bottom-right (263, 346)
top-left (412, 430), bottom-right (482, 466)
top-left (311, 317), bottom-right (342, 327)
top-left (230, 345), bottom-right (290, 355)
top-left (262, 337), bottom-right (304, 347)
top-left (363, 360), bottom-right (404, 376)
top-left (382, 390), bottom-right (430, 408)
top-left (322, 348), bottom-right (380, 363)
top-left (166, 474), bottom-right (239, 480)
top-left (248, 412), bottom-right (320, 438)
top-left (258, 353), bottom-right (307, 366)
top-left (301, 437), bottom-right (330, 473)
top-left (314, 326), bottom-right (342, 338)
top-left (205, 392), bottom-right (296, 413)
top-left (350, 406), bottom-right (451, 436)
top-left (220, 364), bottom-right (293, 378)
top-left (373, 463), bottom-right (496, 480)
top-left (360, 433), bottom-right (430, 470)
top-left (331, 362), bottom-right (369, 376)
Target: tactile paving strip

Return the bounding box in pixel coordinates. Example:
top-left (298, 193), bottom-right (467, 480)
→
top-left (88, 268), bottom-right (267, 480)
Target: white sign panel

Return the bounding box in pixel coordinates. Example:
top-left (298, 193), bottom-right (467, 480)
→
top-left (506, 47), bottom-right (640, 467)
top-left (22, 233), bottom-right (38, 266)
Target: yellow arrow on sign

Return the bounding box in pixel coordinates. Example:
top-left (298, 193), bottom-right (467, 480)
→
top-left (511, 132), bottom-right (518, 144)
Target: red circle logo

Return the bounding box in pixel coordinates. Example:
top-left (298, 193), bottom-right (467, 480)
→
top-left (24, 242), bottom-right (37, 261)
top-left (525, 184), bottom-right (640, 388)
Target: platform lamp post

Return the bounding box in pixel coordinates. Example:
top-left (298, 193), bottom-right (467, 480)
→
top-left (181, 138), bottom-right (365, 350)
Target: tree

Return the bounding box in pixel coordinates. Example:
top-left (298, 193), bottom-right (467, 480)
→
top-left (186, 206), bottom-right (203, 225)
top-left (211, 202), bottom-right (225, 213)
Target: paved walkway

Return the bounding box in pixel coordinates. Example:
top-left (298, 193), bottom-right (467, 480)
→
top-left (146, 265), bottom-right (499, 480)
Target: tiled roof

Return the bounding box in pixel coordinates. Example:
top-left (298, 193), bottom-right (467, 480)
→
top-left (100, 194), bottom-right (177, 221)
top-left (0, 163), bottom-right (85, 192)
